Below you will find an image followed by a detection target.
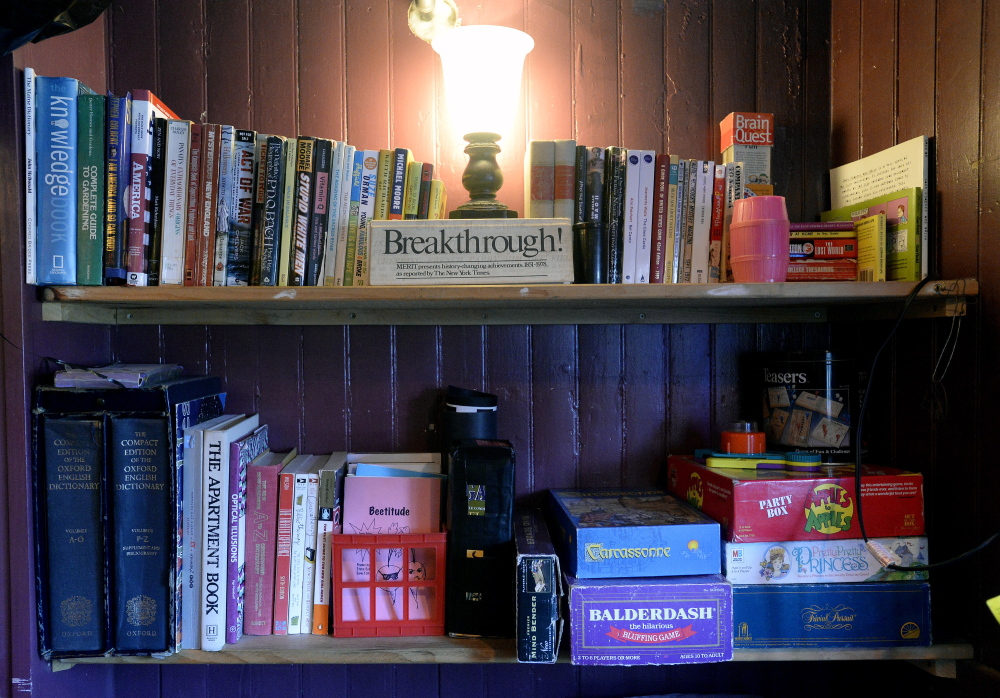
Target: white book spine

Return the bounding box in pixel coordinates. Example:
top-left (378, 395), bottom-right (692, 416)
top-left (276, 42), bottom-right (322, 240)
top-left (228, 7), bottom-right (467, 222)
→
top-left (312, 517), bottom-right (334, 629)
top-left (24, 67), bottom-right (36, 285)
top-left (287, 472), bottom-right (309, 634)
top-left (622, 150), bottom-right (643, 283)
top-left (690, 160), bottom-right (714, 283)
top-left (200, 431), bottom-right (231, 650)
top-left (160, 120), bottom-right (191, 285)
top-left (277, 137), bottom-right (297, 286)
top-left (299, 472), bottom-right (320, 631)
top-left (332, 144), bottom-right (356, 287)
top-left (212, 125), bottom-right (236, 286)
top-left (322, 142), bottom-right (345, 285)
top-left (180, 427), bottom-right (205, 649)
top-left (635, 150), bottom-right (656, 284)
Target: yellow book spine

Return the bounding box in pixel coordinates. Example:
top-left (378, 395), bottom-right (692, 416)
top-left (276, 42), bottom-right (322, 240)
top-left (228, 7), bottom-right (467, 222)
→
top-left (428, 179), bottom-right (446, 219)
top-left (855, 213), bottom-right (887, 282)
top-left (403, 160), bottom-right (423, 219)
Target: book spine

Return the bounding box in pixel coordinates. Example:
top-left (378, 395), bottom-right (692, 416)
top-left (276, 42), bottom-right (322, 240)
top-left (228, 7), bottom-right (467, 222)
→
top-left (649, 154), bottom-right (670, 283)
top-left (290, 137), bottom-right (315, 286)
top-left (182, 124), bottom-right (203, 286)
top-left (635, 150), bottom-right (655, 284)
top-left (428, 179), bottom-right (446, 220)
top-left (76, 93), bottom-right (105, 285)
top-left (573, 144), bottom-right (588, 225)
top-left (40, 416), bottom-right (107, 653)
top-left (306, 138), bottom-right (333, 286)
top-left (585, 147), bottom-right (606, 224)
top-left (212, 125), bottom-right (236, 286)
top-left (526, 140), bottom-right (555, 218)
top-left (340, 150), bottom-right (363, 286)
top-left (682, 159), bottom-right (698, 282)
top-left (722, 161), bottom-right (743, 283)
top-left (670, 159), bottom-right (687, 283)
top-left (159, 121), bottom-right (191, 285)
top-left (272, 470), bottom-right (295, 634)
top-left (103, 93), bottom-right (131, 284)
top-left (109, 416), bottom-right (171, 652)
top-left (388, 148), bottom-right (411, 220)
top-left (319, 142), bottom-right (345, 284)
top-left (416, 162), bottom-right (434, 220)
top-left (373, 148), bottom-right (394, 221)
top-left (197, 124), bottom-right (222, 287)
top-left (249, 134), bottom-right (268, 285)
top-left (36, 76), bottom-right (81, 285)
top-left (553, 139), bottom-right (577, 220)
top-left (24, 67), bottom-right (36, 285)
top-left (353, 150), bottom-right (379, 286)
top-left (311, 514), bottom-right (333, 635)
top-left (226, 428), bottom-right (268, 644)
top-left (603, 147), bottom-right (626, 283)
top-left (708, 164), bottom-right (726, 282)
top-left (690, 160), bottom-right (713, 283)
top-left (287, 473), bottom-right (309, 634)
top-left (145, 118), bottom-right (168, 286)
top-left (299, 473), bottom-right (320, 633)
top-left (663, 155), bottom-right (679, 282)
top-left (277, 137), bottom-right (298, 286)
top-left (180, 425), bottom-right (204, 649)
top-left (330, 144), bottom-right (356, 286)
top-left (244, 463), bottom-right (281, 634)
top-left (260, 136), bottom-right (287, 285)
top-left (200, 425), bottom-right (230, 650)
top-left (402, 159), bottom-right (423, 220)
top-left (223, 129), bottom-right (257, 286)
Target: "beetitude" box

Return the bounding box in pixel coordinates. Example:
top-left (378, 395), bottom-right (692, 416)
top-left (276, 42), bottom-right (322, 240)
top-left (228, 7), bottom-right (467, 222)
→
top-left (566, 574), bottom-right (733, 665)
top-left (733, 581), bottom-right (931, 648)
top-left (548, 489), bottom-right (721, 579)
top-left (724, 537), bottom-right (929, 585)
top-left (666, 454), bottom-right (924, 543)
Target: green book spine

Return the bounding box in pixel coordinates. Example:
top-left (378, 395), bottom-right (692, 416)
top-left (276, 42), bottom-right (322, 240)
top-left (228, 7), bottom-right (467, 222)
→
top-left (77, 93), bottom-right (106, 285)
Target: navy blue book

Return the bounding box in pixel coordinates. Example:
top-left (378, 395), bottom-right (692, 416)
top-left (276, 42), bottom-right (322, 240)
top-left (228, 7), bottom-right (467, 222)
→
top-left (35, 76), bottom-right (96, 285)
top-left (260, 135), bottom-right (288, 285)
top-left (104, 91), bottom-right (132, 285)
top-left (37, 416), bottom-right (108, 658)
top-left (108, 416), bottom-right (171, 652)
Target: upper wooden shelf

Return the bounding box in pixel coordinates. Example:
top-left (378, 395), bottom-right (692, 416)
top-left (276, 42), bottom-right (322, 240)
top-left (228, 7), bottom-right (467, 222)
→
top-left (40, 279), bottom-right (977, 326)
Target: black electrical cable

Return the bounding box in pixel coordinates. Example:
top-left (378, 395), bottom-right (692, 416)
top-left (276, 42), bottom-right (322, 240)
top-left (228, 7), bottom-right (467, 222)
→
top-left (853, 276), bottom-right (994, 571)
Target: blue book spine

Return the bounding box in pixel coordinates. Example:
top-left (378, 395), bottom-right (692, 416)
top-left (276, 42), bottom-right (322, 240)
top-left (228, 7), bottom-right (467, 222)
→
top-left (109, 416), bottom-right (171, 653)
top-left (40, 416), bottom-right (107, 655)
top-left (104, 92), bottom-right (132, 284)
top-left (36, 76), bottom-right (84, 285)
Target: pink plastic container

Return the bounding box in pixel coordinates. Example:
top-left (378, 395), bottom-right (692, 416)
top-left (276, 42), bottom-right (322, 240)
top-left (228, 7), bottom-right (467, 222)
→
top-left (730, 196), bottom-right (789, 283)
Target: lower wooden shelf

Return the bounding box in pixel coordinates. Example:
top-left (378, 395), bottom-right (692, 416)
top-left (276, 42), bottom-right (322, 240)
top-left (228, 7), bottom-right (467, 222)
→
top-left (56, 634), bottom-right (973, 672)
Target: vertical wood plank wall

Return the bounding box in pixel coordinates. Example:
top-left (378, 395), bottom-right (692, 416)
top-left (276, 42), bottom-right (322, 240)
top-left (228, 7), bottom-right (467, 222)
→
top-left (2, 0), bottom-right (998, 694)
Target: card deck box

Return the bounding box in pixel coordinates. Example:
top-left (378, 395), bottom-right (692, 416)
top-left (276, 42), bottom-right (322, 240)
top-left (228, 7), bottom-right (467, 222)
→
top-left (733, 581), bottom-right (931, 648)
top-left (514, 508), bottom-right (563, 663)
top-left (666, 454), bottom-right (924, 543)
top-left (565, 573), bottom-right (733, 665)
top-left (548, 488), bottom-right (721, 579)
top-left (724, 537), bottom-right (929, 584)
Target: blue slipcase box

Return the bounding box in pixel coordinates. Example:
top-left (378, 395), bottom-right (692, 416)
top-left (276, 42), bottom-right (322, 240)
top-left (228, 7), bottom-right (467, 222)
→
top-left (566, 573), bottom-right (733, 665)
top-left (548, 488), bottom-right (721, 578)
top-left (733, 581), bottom-right (931, 648)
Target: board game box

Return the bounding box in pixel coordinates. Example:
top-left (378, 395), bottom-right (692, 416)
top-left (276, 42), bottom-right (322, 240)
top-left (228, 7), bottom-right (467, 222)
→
top-left (666, 454), bottom-right (925, 543)
top-left (514, 508), bottom-right (562, 663)
top-left (565, 573), bottom-right (733, 665)
top-left (733, 581), bottom-right (931, 648)
top-left (548, 488), bottom-right (721, 579)
top-left (724, 537), bottom-right (929, 584)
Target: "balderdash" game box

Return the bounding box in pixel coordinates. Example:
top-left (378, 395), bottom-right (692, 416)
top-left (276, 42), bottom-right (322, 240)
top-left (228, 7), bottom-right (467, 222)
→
top-left (548, 489), bottom-right (721, 579)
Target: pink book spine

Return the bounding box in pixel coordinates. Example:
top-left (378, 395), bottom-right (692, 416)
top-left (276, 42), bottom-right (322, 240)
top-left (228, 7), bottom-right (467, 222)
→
top-left (243, 463), bottom-right (281, 635)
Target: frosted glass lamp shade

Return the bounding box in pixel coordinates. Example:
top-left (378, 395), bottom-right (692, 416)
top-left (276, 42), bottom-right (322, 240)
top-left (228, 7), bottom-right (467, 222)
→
top-left (432, 25), bottom-right (534, 139)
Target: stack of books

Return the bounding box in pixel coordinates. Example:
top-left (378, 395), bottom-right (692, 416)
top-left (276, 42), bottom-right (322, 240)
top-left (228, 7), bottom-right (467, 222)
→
top-left (787, 221), bottom-right (865, 282)
top-left (24, 69), bottom-right (448, 288)
top-left (666, 454), bottom-right (932, 650)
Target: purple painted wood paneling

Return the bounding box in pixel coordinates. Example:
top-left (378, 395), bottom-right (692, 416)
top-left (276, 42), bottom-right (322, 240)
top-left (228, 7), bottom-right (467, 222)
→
top-left (576, 325), bottom-right (624, 487)
top-left (157, 0), bottom-right (207, 123)
top-left (301, 326), bottom-right (348, 453)
top-left (391, 326), bottom-right (439, 452)
top-left (528, 325), bottom-right (579, 501)
top-left (572, 0), bottom-right (620, 147)
top-left (622, 325), bottom-right (666, 487)
top-left (346, 325), bottom-right (396, 451)
top-left (250, 0), bottom-right (297, 137)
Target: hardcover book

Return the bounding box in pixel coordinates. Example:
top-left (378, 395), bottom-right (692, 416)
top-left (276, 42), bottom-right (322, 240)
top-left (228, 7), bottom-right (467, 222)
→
top-left (24, 67), bottom-right (37, 284)
top-left (548, 488), bottom-right (722, 579)
top-left (733, 581), bottom-right (931, 648)
top-left (446, 440), bottom-right (515, 638)
top-left (103, 91), bottom-right (132, 284)
top-left (525, 140), bottom-right (555, 218)
top-left (566, 573), bottom-right (733, 665)
top-left (76, 93), bottom-right (105, 285)
top-left (273, 454), bottom-right (323, 634)
top-left (36, 416), bottom-right (107, 657)
top-left (243, 448), bottom-right (297, 635)
top-left (514, 508), bottom-right (562, 663)
top-left (553, 139), bottom-right (577, 220)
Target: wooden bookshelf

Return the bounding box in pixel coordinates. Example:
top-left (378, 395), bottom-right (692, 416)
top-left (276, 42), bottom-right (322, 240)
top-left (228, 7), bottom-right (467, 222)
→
top-left (56, 635), bottom-right (973, 678)
top-left (40, 279), bottom-right (976, 326)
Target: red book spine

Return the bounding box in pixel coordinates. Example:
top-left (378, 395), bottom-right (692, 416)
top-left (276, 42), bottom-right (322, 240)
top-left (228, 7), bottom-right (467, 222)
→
top-left (243, 462), bottom-right (282, 635)
top-left (272, 470), bottom-right (295, 634)
top-left (416, 162), bottom-right (434, 219)
top-left (183, 124), bottom-right (203, 286)
top-left (649, 154), bottom-right (670, 283)
top-left (708, 165), bottom-right (726, 282)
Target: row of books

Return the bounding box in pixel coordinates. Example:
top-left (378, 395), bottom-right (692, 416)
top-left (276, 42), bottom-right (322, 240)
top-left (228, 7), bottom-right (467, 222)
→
top-left (525, 139), bottom-right (752, 284)
top-left (24, 69), bottom-right (447, 288)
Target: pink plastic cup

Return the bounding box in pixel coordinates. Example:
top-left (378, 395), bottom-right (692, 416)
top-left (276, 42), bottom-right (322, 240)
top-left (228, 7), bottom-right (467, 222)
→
top-left (732, 195), bottom-right (788, 224)
top-left (729, 196), bottom-right (789, 283)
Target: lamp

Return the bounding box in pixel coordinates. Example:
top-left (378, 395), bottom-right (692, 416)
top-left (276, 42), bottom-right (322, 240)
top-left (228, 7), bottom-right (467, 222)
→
top-left (431, 25), bottom-right (534, 218)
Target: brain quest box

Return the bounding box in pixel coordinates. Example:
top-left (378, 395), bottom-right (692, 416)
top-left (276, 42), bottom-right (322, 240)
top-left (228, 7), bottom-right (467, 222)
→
top-left (548, 489), bottom-right (721, 578)
top-left (666, 454), bottom-right (924, 543)
top-left (566, 573), bottom-right (733, 665)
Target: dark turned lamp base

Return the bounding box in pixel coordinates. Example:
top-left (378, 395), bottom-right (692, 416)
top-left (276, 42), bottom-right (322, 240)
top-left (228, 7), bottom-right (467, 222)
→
top-left (448, 131), bottom-right (519, 219)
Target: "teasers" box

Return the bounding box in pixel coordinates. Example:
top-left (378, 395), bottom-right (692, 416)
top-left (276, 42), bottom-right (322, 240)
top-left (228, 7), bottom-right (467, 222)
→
top-left (666, 454), bottom-right (924, 543)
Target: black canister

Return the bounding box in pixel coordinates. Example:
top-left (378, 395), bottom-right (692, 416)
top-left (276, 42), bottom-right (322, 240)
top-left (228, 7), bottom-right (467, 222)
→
top-left (758, 351), bottom-right (867, 464)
